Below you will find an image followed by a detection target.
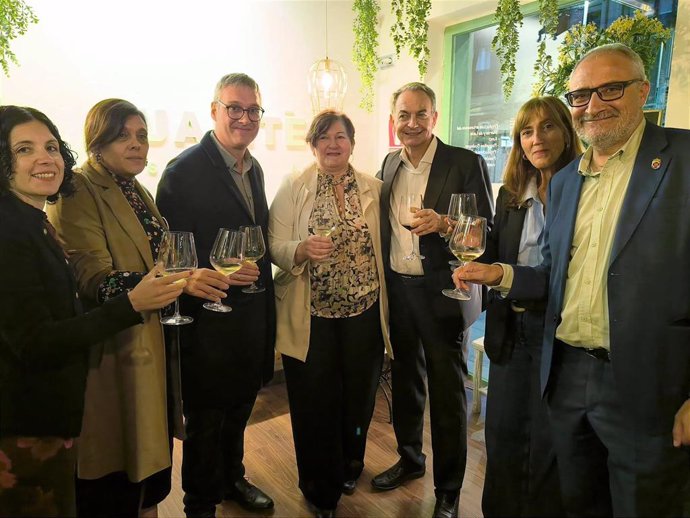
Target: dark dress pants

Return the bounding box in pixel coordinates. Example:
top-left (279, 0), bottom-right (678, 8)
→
top-left (180, 293), bottom-right (267, 518)
top-left (482, 310), bottom-right (563, 517)
top-left (282, 302), bottom-right (384, 510)
top-left (388, 273), bottom-right (468, 494)
top-left (548, 341), bottom-right (690, 517)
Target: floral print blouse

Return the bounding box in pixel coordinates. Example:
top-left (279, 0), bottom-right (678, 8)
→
top-left (96, 173), bottom-right (165, 303)
top-left (309, 167), bottom-right (379, 318)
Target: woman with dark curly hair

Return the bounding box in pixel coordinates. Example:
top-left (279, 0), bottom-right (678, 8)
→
top-left (0, 105), bottom-right (187, 518)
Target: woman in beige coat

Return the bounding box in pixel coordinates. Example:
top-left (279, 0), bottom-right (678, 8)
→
top-left (269, 110), bottom-right (391, 518)
top-left (47, 99), bottom-right (229, 518)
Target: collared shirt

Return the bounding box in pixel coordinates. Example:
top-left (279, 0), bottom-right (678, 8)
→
top-left (211, 131), bottom-right (255, 219)
top-left (496, 118), bottom-right (646, 350)
top-left (389, 136), bottom-right (438, 275)
top-left (517, 177), bottom-right (545, 267)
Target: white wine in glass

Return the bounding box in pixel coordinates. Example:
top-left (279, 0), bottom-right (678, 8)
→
top-left (312, 197), bottom-right (339, 263)
top-left (399, 194), bottom-right (424, 261)
top-left (240, 225), bottom-right (266, 294)
top-left (158, 231), bottom-right (198, 325)
top-left (205, 229), bottom-right (244, 313)
top-left (443, 215), bottom-right (486, 300)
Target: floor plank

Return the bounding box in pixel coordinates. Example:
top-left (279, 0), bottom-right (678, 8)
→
top-left (159, 380), bottom-right (486, 518)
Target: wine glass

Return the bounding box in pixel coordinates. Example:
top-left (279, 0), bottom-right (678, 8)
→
top-left (399, 194), bottom-right (425, 261)
top-left (240, 225), bottom-right (266, 294)
top-left (444, 215), bottom-right (487, 300)
top-left (158, 231), bottom-right (198, 325)
top-left (312, 196), bottom-right (340, 264)
top-left (446, 193), bottom-right (478, 269)
top-left (205, 229), bottom-right (244, 313)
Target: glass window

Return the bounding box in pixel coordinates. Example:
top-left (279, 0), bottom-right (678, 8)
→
top-left (445, 0), bottom-right (678, 183)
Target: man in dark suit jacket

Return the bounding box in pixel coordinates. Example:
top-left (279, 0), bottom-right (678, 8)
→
top-left (156, 73), bottom-right (275, 518)
top-left (456, 44), bottom-right (690, 517)
top-left (371, 82), bottom-right (493, 518)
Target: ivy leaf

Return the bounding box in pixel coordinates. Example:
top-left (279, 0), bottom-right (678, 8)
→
top-left (0, 0), bottom-right (39, 76)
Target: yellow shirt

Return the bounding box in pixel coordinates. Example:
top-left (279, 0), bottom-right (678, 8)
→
top-left (497, 119), bottom-right (646, 350)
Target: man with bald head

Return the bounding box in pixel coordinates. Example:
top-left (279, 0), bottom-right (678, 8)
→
top-left (455, 44), bottom-right (690, 516)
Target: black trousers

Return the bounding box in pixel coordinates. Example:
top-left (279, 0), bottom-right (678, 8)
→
top-left (482, 310), bottom-right (563, 517)
top-left (548, 341), bottom-right (690, 517)
top-left (388, 273), bottom-right (468, 494)
top-left (282, 302), bottom-right (384, 510)
top-left (181, 400), bottom-right (256, 517)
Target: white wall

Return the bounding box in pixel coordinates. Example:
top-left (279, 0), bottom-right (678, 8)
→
top-left (0, 0), bottom-right (379, 201)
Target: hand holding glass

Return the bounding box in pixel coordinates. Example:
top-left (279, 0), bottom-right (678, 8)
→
top-left (158, 231), bottom-right (198, 325)
top-left (443, 215), bottom-right (486, 300)
top-left (312, 197), bottom-right (340, 263)
top-left (205, 229), bottom-right (244, 313)
top-left (240, 225), bottom-right (266, 294)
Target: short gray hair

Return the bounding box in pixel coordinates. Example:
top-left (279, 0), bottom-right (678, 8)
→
top-left (571, 43), bottom-right (647, 82)
top-left (390, 82), bottom-right (436, 114)
top-left (213, 73), bottom-right (261, 101)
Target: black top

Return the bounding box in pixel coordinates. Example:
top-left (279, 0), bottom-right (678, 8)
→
top-left (0, 193), bottom-right (142, 438)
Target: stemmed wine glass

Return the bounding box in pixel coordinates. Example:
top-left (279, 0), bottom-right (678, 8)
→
top-left (444, 215), bottom-right (487, 300)
top-left (312, 196), bottom-right (340, 264)
top-left (444, 193), bottom-right (478, 295)
top-left (240, 225), bottom-right (266, 294)
top-left (399, 194), bottom-right (425, 261)
top-left (205, 228), bottom-right (244, 313)
top-left (158, 231), bottom-right (198, 325)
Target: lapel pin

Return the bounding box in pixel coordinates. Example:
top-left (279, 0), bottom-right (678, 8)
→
top-left (651, 158), bottom-right (662, 170)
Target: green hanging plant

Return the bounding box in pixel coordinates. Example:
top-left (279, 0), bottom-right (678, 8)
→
top-left (0, 0), bottom-right (38, 76)
top-left (534, 11), bottom-right (671, 96)
top-left (532, 0), bottom-right (559, 95)
top-left (352, 0), bottom-right (380, 112)
top-left (390, 0), bottom-right (431, 79)
top-left (491, 0), bottom-right (523, 101)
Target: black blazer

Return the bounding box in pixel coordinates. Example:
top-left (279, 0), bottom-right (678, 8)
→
top-left (378, 138), bottom-right (494, 329)
top-left (479, 186), bottom-right (529, 363)
top-left (156, 132), bottom-right (275, 403)
top-left (0, 194), bottom-right (141, 438)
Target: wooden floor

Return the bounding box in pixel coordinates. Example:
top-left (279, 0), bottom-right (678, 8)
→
top-left (159, 379), bottom-right (487, 518)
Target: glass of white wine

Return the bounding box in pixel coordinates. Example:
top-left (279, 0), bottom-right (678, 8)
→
top-left (205, 228), bottom-right (244, 313)
top-left (240, 225), bottom-right (266, 294)
top-left (158, 230), bottom-right (198, 325)
top-left (444, 215), bottom-right (486, 300)
top-left (399, 194), bottom-right (424, 261)
top-left (312, 197), bottom-right (339, 264)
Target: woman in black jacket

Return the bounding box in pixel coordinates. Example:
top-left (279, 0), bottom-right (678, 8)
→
top-left (0, 105), bottom-right (188, 518)
top-left (477, 97), bottom-right (582, 517)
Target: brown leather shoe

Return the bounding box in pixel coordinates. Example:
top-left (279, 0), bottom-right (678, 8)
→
top-left (371, 460), bottom-right (425, 491)
top-left (224, 478), bottom-right (274, 510)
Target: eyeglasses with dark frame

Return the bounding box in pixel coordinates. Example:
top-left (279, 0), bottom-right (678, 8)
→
top-left (216, 100), bottom-right (265, 122)
top-left (564, 79), bottom-right (644, 108)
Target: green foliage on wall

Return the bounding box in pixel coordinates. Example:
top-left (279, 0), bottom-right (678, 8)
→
top-left (353, 0), bottom-right (381, 112)
top-left (0, 0), bottom-right (38, 76)
top-left (534, 11), bottom-right (672, 96)
top-left (491, 0), bottom-right (523, 101)
top-left (390, 0), bottom-right (432, 79)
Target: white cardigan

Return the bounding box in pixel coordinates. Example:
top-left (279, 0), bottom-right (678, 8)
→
top-left (268, 163), bottom-right (392, 362)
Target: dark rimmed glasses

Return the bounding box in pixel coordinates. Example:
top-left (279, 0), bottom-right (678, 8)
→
top-left (216, 100), bottom-right (265, 122)
top-left (564, 79), bottom-right (644, 108)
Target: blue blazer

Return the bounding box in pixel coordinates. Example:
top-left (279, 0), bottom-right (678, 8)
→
top-left (509, 122), bottom-right (690, 433)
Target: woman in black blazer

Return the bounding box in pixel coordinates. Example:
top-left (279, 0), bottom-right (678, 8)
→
top-left (479, 97), bottom-right (582, 517)
top-left (0, 106), bottom-right (187, 518)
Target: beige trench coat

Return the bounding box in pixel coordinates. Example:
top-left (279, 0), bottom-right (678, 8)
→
top-left (46, 161), bottom-right (182, 482)
top-left (268, 163), bottom-right (392, 361)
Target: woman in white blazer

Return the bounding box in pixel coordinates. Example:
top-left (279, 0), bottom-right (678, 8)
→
top-left (269, 110), bottom-right (391, 518)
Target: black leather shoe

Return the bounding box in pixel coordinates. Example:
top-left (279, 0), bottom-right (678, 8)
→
top-left (224, 478), bottom-right (274, 511)
top-left (371, 460), bottom-right (425, 491)
top-left (342, 479), bottom-right (356, 495)
top-left (432, 492), bottom-right (459, 518)
top-left (307, 500), bottom-right (336, 518)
